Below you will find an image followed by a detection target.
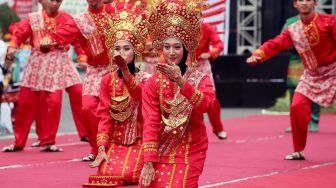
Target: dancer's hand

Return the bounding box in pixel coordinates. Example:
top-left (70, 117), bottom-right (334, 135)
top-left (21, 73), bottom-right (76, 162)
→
top-left (89, 146), bottom-right (109, 168)
top-left (3, 74), bottom-right (12, 90)
top-left (157, 63), bottom-right (186, 87)
top-left (6, 47), bottom-right (17, 61)
top-left (40, 36), bottom-right (55, 53)
top-left (77, 62), bottom-right (88, 71)
top-left (40, 36), bottom-right (53, 47)
top-left (246, 55), bottom-right (262, 66)
top-left (113, 55), bottom-right (128, 71)
top-left (140, 162), bottom-right (155, 187)
top-left (198, 52), bottom-right (211, 60)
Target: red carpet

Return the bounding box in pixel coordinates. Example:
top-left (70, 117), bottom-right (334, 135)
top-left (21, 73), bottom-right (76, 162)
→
top-left (0, 114), bottom-right (335, 188)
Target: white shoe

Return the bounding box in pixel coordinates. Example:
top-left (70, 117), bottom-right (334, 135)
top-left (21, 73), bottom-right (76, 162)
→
top-left (284, 151), bottom-right (305, 160)
top-left (82, 154), bottom-right (96, 162)
top-left (31, 140), bottom-right (41, 147)
top-left (217, 131), bottom-right (227, 140)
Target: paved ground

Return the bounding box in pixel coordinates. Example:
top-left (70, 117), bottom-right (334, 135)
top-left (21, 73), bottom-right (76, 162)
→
top-left (0, 92), bottom-right (263, 140)
top-left (1, 113), bottom-right (335, 188)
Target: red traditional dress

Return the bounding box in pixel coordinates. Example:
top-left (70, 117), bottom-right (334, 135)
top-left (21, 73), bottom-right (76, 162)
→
top-left (48, 4), bottom-right (115, 156)
top-left (253, 13), bottom-right (336, 152)
top-left (142, 68), bottom-right (215, 188)
top-left (142, 0), bottom-right (215, 186)
top-left (195, 23), bottom-right (225, 134)
top-left (83, 2), bottom-right (149, 186)
top-left (8, 10), bottom-right (84, 148)
top-left (84, 70), bottom-right (151, 187)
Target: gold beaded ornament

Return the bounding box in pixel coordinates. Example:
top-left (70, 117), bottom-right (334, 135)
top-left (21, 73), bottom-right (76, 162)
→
top-left (105, 0), bottom-right (148, 66)
top-left (147, 0), bottom-right (206, 65)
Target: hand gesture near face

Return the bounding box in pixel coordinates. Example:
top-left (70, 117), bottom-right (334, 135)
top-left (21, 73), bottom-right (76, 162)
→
top-left (157, 61), bottom-right (186, 87)
top-left (113, 54), bottom-right (128, 71)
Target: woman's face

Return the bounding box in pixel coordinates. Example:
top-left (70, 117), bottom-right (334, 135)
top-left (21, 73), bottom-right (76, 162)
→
top-left (113, 40), bottom-right (135, 64)
top-left (162, 38), bottom-right (184, 65)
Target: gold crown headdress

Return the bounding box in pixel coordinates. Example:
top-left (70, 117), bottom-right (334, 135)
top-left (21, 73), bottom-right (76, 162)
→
top-left (105, 1), bottom-right (148, 63)
top-left (147, 0), bottom-right (206, 63)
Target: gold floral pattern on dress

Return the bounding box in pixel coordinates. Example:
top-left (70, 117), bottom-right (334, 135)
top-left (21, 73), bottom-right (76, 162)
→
top-left (89, 6), bottom-right (111, 35)
top-left (105, 1), bottom-right (148, 61)
top-left (302, 14), bottom-right (319, 47)
top-left (148, 0), bottom-right (206, 56)
top-left (110, 73), bottom-right (131, 123)
top-left (157, 69), bottom-right (204, 155)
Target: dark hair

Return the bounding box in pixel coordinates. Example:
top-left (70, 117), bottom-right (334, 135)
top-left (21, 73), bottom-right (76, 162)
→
top-left (178, 46), bottom-right (189, 75)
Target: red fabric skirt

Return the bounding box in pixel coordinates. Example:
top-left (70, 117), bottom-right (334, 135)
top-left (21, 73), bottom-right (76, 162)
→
top-left (83, 140), bottom-right (143, 187)
top-left (21, 49), bottom-right (81, 92)
top-left (83, 64), bottom-right (109, 96)
top-left (296, 62), bottom-right (336, 107)
top-left (138, 163), bottom-right (201, 188)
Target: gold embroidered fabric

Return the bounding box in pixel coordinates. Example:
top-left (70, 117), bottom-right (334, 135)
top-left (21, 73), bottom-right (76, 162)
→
top-left (107, 72), bottom-right (145, 146)
top-left (88, 6), bottom-right (111, 35)
top-left (105, 1), bottom-right (148, 62)
top-left (303, 15), bottom-right (319, 47)
top-left (97, 133), bottom-right (110, 145)
top-left (157, 69), bottom-right (205, 155)
top-left (110, 73), bottom-right (131, 122)
top-left (147, 0), bottom-right (206, 62)
top-left (143, 141), bottom-right (158, 152)
top-left (254, 49), bottom-right (266, 61)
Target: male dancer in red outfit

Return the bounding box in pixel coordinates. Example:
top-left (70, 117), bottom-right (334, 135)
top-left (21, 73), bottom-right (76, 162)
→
top-left (31, 0), bottom-right (88, 148)
top-left (2, 0), bottom-right (85, 152)
top-left (40, 0), bottom-right (122, 161)
top-left (196, 23), bottom-right (227, 139)
top-left (247, 0), bottom-right (336, 160)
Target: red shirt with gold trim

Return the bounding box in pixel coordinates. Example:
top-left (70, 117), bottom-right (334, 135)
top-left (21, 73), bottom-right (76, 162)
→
top-left (196, 23), bottom-right (224, 60)
top-left (253, 13), bottom-right (336, 67)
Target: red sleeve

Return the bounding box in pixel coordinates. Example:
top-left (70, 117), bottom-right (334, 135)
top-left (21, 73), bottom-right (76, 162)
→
top-left (253, 28), bottom-right (293, 62)
top-left (96, 74), bottom-right (113, 147)
top-left (72, 39), bottom-right (88, 63)
top-left (48, 17), bottom-right (83, 46)
top-left (330, 15), bottom-right (336, 42)
top-left (8, 19), bottom-right (32, 48)
top-left (125, 72), bottom-right (149, 101)
top-left (129, 83), bottom-right (143, 101)
top-left (180, 75), bottom-right (216, 113)
top-left (142, 75), bottom-right (161, 162)
top-left (124, 75), bottom-right (142, 101)
top-left (59, 12), bottom-right (88, 62)
top-left (207, 25), bottom-right (224, 60)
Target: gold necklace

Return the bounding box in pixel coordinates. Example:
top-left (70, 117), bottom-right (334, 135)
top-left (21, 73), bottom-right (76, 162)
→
top-left (159, 72), bottom-right (190, 112)
top-left (43, 11), bottom-right (58, 32)
top-left (110, 72), bottom-right (131, 122)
